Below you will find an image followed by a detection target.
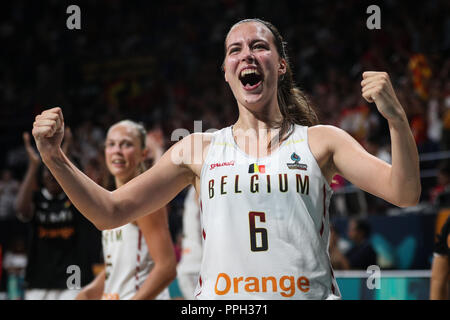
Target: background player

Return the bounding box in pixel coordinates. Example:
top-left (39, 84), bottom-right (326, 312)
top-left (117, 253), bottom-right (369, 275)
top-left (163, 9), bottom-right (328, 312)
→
top-left (15, 130), bottom-right (100, 300)
top-left (75, 120), bottom-right (176, 300)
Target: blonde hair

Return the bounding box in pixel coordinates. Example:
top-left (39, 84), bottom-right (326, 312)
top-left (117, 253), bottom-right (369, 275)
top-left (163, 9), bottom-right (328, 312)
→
top-left (107, 120), bottom-right (147, 150)
top-left (103, 120), bottom-right (148, 190)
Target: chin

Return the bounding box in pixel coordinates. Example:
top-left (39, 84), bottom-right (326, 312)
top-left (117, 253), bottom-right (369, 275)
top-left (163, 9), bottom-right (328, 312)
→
top-left (240, 93), bottom-right (267, 109)
top-left (240, 83), bottom-right (272, 104)
top-left (110, 169), bottom-right (126, 179)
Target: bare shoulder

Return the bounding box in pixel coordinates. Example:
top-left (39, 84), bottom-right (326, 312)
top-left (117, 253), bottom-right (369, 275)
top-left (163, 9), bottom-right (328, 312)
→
top-left (308, 124), bottom-right (344, 151)
top-left (308, 124), bottom-right (346, 138)
top-left (180, 131), bottom-right (216, 157)
top-left (169, 131), bottom-right (216, 178)
top-left (307, 125), bottom-right (353, 181)
top-left (308, 124), bottom-right (356, 149)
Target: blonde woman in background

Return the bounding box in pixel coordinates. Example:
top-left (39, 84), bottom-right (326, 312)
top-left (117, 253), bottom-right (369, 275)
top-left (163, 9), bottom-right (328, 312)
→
top-left (76, 120), bottom-right (176, 300)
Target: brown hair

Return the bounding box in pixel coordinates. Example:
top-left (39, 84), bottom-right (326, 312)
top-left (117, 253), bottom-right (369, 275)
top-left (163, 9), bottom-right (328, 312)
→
top-left (224, 18), bottom-right (319, 143)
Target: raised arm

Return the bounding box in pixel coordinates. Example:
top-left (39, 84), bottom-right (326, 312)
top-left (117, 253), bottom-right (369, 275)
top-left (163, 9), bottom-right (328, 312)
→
top-left (32, 108), bottom-right (195, 230)
top-left (15, 132), bottom-right (41, 222)
top-left (310, 72), bottom-right (421, 207)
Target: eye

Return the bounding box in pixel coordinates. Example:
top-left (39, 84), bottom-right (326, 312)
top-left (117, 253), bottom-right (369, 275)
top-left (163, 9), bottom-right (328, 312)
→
top-left (105, 141), bottom-right (115, 148)
top-left (253, 43), bottom-right (268, 50)
top-left (121, 141), bottom-right (134, 148)
top-left (228, 46), bottom-right (240, 54)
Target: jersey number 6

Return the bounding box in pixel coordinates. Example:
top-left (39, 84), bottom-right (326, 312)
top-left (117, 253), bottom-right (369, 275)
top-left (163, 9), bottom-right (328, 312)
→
top-left (249, 211), bottom-right (268, 251)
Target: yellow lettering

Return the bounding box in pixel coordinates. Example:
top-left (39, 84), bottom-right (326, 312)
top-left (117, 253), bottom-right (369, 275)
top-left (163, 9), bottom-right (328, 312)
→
top-left (115, 229), bottom-right (122, 241)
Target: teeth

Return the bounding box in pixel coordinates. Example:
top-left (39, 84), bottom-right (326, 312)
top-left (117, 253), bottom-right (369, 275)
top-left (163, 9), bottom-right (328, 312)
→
top-left (240, 69), bottom-right (260, 77)
top-left (112, 159), bottom-right (125, 164)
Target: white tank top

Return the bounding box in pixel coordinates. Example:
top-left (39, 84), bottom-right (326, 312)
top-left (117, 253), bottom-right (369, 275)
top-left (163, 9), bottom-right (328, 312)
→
top-left (195, 125), bottom-right (341, 300)
top-left (102, 223), bottom-right (170, 300)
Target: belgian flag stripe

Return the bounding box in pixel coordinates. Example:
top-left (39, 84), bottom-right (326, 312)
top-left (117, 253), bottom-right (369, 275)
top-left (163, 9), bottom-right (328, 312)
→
top-left (249, 164), bottom-right (265, 173)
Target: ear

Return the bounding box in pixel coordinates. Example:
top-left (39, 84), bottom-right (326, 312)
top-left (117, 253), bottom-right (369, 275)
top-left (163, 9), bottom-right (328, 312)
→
top-left (278, 58), bottom-right (287, 76)
top-left (223, 66), bottom-right (228, 83)
top-left (141, 147), bottom-right (149, 160)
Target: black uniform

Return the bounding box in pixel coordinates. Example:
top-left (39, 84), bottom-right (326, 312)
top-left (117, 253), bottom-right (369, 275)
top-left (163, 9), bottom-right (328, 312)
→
top-left (434, 217), bottom-right (450, 258)
top-left (345, 240), bottom-right (378, 270)
top-left (24, 188), bottom-right (102, 290)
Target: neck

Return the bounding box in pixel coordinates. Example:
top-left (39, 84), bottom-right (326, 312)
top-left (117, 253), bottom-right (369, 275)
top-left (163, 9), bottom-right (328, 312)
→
top-left (114, 177), bottom-right (126, 188)
top-left (114, 170), bottom-right (140, 188)
top-left (232, 99), bottom-right (286, 158)
top-left (234, 96), bottom-right (283, 133)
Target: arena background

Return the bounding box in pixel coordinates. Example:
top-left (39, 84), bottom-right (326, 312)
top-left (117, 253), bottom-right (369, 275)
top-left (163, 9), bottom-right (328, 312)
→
top-left (0, 0), bottom-right (448, 300)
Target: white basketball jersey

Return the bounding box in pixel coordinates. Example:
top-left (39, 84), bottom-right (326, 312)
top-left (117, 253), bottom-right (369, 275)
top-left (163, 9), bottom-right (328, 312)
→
top-left (102, 223), bottom-right (170, 300)
top-left (195, 125), bottom-right (341, 300)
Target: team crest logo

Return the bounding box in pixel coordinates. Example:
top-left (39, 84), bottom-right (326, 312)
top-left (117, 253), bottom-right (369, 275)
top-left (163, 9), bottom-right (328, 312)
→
top-left (248, 163), bottom-right (265, 174)
top-left (286, 152), bottom-right (307, 170)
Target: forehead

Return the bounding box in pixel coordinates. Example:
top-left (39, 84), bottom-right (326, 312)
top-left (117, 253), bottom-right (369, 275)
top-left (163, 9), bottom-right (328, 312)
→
top-left (226, 21), bottom-right (274, 46)
top-left (107, 124), bottom-right (139, 140)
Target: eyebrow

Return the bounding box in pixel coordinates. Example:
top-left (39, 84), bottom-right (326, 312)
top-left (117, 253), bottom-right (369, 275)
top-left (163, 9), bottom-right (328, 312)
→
top-left (226, 39), bottom-right (269, 52)
top-left (226, 42), bottom-right (241, 51)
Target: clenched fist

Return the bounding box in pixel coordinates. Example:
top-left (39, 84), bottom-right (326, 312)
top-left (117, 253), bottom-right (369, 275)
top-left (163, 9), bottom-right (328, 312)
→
top-left (32, 107), bottom-right (65, 159)
top-left (361, 72), bottom-right (406, 122)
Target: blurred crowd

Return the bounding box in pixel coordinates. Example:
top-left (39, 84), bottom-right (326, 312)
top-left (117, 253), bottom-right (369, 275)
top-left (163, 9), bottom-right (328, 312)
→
top-left (0, 0), bottom-right (449, 298)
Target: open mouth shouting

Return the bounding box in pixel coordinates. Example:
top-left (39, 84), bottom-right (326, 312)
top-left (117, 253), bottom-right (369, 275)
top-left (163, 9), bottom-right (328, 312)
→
top-left (239, 67), bottom-right (263, 91)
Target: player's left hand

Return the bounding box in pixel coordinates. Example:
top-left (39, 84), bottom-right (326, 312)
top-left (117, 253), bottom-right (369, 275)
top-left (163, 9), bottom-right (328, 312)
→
top-left (361, 71), bottom-right (406, 122)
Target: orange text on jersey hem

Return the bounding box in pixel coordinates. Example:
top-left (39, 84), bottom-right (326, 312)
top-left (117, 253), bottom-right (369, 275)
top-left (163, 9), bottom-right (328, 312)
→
top-left (214, 272), bottom-right (310, 298)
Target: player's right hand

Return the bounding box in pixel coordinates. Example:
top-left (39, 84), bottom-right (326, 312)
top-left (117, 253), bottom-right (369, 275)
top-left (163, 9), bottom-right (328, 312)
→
top-left (32, 107), bottom-right (65, 158)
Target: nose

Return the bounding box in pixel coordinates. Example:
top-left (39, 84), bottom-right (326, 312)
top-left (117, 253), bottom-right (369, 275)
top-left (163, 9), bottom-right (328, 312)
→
top-left (108, 144), bottom-right (123, 154)
top-left (241, 46), bottom-right (255, 63)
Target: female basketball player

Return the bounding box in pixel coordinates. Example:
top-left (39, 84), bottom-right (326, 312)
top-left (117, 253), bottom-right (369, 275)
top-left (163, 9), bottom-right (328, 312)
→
top-left (75, 120), bottom-right (176, 300)
top-left (31, 19), bottom-right (420, 299)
